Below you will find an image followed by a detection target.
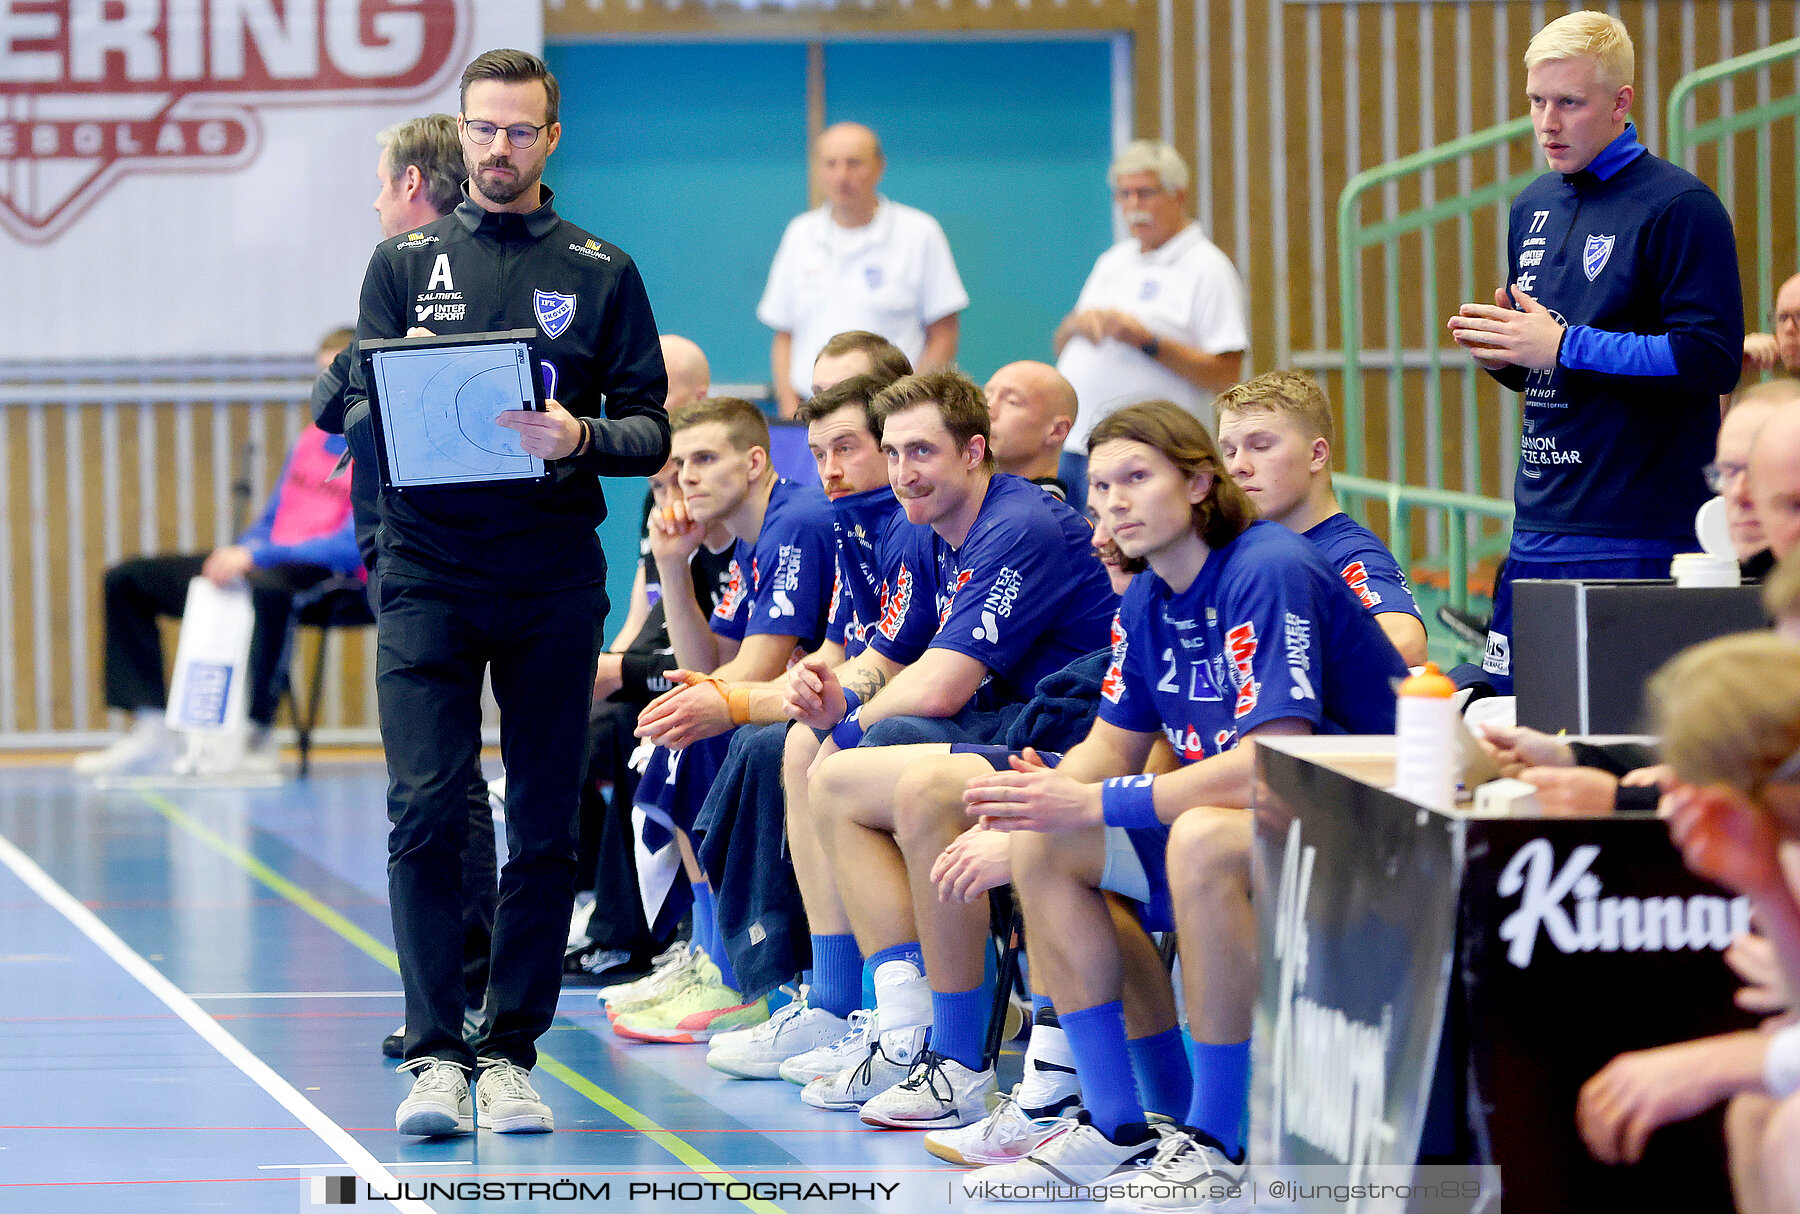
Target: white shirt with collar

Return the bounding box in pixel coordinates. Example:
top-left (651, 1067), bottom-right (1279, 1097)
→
top-left (757, 197), bottom-right (970, 398)
top-left (1055, 221), bottom-right (1248, 450)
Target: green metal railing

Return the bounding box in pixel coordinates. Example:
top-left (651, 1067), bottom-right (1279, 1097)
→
top-left (1667, 36), bottom-right (1800, 332)
top-left (1335, 475), bottom-right (1513, 616)
top-left (1334, 117), bottom-right (1536, 620)
top-left (1336, 115), bottom-right (1537, 486)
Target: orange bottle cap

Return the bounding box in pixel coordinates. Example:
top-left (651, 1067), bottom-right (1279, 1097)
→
top-left (1399, 661), bottom-right (1456, 698)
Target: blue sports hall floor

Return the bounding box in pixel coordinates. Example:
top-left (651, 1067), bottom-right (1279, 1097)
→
top-left (0, 755), bottom-right (1039, 1214)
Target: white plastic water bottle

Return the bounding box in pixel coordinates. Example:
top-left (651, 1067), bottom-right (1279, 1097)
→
top-left (1393, 662), bottom-right (1457, 811)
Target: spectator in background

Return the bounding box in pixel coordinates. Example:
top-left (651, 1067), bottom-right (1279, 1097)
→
top-left (1743, 273), bottom-right (1800, 376)
top-left (1448, 11), bottom-right (1743, 694)
top-left (1053, 140), bottom-right (1247, 493)
top-left (758, 123), bottom-right (968, 419)
top-left (984, 361), bottom-right (1080, 500)
top-left (74, 328), bottom-right (363, 778)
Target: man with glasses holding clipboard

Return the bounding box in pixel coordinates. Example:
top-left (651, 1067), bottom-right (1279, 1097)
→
top-left (340, 48), bottom-right (670, 1138)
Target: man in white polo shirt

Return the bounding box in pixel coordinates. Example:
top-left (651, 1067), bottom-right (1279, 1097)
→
top-left (1053, 140), bottom-right (1248, 490)
top-left (759, 123), bottom-right (969, 419)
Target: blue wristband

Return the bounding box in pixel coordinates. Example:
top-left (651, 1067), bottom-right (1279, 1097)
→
top-left (839, 688), bottom-right (862, 722)
top-left (831, 708), bottom-right (865, 751)
top-left (1101, 775), bottom-right (1160, 829)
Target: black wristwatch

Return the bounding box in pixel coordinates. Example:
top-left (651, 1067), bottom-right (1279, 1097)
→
top-left (1140, 334), bottom-right (1161, 359)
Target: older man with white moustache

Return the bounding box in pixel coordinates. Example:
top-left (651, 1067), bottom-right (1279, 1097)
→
top-left (1053, 140), bottom-right (1247, 491)
top-left (759, 124), bottom-right (968, 419)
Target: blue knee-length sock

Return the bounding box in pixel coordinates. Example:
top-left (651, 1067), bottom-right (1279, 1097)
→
top-left (1059, 1002), bottom-right (1141, 1139)
top-left (691, 881), bottom-right (718, 961)
top-left (1128, 1025), bottom-right (1193, 1121)
top-left (1184, 1032), bottom-right (1250, 1161)
top-left (930, 985), bottom-right (989, 1071)
top-left (691, 882), bottom-right (739, 990)
top-left (810, 933), bottom-right (863, 1019)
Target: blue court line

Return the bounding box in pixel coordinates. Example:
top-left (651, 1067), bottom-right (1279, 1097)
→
top-left (135, 789), bottom-right (789, 1214)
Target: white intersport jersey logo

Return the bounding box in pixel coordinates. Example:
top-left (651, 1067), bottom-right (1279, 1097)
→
top-left (0, 0), bottom-right (472, 244)
top-left (1496, 838), bottom-right (1751, 968)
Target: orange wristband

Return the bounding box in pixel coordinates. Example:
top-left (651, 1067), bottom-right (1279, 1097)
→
top-left (681, 672), bottom-right (751, 725)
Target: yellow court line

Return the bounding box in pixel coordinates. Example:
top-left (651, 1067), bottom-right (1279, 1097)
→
top-left (137, 790), bottom-right (786, 1214)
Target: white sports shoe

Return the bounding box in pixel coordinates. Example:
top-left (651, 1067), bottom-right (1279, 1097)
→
top-left (962, 1114), bottom-right (1164, 1196)
top-left (708, 990), bottom-right (850, 1080)
top-left (1104, 1128), bottom-right (1248, 1212)
top-left (72, 716), bottom-right (179, 776)
top-left (602, 943), bottom-right (700, 1017)
top-left (778, 1008), bottom-right (877, 1085)
top-left (800, 1022), bottom-right (928, 1111)
top-left (395, 1057), bottom-right (473, 1136)
top-left (925, 1086), bottom-right (1082, 1166)
top-left (859, 1050), bottom-right (998, 1129)
top-left (474, 1058), bottom-right (553, 1133)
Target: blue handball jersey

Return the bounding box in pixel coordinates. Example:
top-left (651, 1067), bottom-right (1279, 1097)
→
top-left (869, 474), bottom-right (1117, 707)
top-left (709, 476), bottom-right (837, 651)
top-left (1099, 520), bottom-right (1405, 762)
top-left (826, 485), bottom-right (909, 659)
top-left (1303, 512), bottom-right (1422, 621)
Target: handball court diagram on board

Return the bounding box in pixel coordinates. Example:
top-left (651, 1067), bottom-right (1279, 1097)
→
top-left (370, 339), bottom-right (545, 488)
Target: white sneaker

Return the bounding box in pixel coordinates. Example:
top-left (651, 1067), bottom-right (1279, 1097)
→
top-left (925, 1086), bottom-right (1083, 1166)
top-left (708, 984), bottom-right (799, 1053)
top-left (708, 989), bottom-right (850, 1079)
top-left (395, 1057), bottom-right (473, 1136)
top-left (779, 1008), bottom-right (877, 1086)
top-left (860, 1050), bottom-right (999, 1129)
top-left (474, 1058), bottom-right (553, 1133)
top-left (171, 727), bottom-right (279, 778)
top-left (598, 941), bottom-right (689, 1003)
top-left (567, 891), bottom-right (597, 951)
top-left (962, 1114), bottom-right (1164, 1196)
top-left (800, 1022), bottom-right (928, 1111)
top-left (1104, 1128), bottom-right (1248, 1213)
top-left (602, 943), bottom-right (700, 1017)
top-left (72, 716), bottom-right (179, 776)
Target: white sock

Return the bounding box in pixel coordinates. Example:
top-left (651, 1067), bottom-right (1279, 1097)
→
top-left (872, 958), bottom-right (932, 1034)
top-left (1017, 1022), bottom-right (1081, 1111)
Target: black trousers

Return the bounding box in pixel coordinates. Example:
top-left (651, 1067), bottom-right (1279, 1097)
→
top-left (101, 553), bottom-right (333, 726)
top-left (378, 575), bottom-right (605, 1069)
top-left (454, 764), bottom-right (497, 1012)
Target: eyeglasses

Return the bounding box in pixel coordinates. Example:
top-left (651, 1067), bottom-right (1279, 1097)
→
top-left (1773, 311), bottom-right (1800, 329)
top-left (1703, 460), bottom-right (1748, 493)
top-left (1114, 185), bottom-right (1166, 204)
top-left (463, 119), bottom-right (549, 149)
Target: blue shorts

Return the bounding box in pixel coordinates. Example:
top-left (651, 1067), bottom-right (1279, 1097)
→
top-left (950, 743), bottom-right (1173, 933)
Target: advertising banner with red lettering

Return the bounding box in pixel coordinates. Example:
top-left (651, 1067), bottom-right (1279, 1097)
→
top-left (2, 1), bottom-right (540, 360)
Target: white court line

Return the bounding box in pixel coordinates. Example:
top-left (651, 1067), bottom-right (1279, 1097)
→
top-left (192, 991), bottom-right (406, 1000)
top-left (0, 832), bottom-right (435, 1214)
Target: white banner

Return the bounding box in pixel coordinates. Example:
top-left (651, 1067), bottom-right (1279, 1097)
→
top-left (1, 0), bottom-right (541, 361)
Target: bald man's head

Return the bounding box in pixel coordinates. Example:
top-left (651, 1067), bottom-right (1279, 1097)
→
top-left (1776, 273), bottom-right (1800, 373)
top-left (817, 123), bottom-right (884, 225)
top-left (660, 335), bottom-right (711, 412)
top-left (1750, 398), bottom-right (1800, 560)
top-left (984, 361), bottom-right (1079, 482)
